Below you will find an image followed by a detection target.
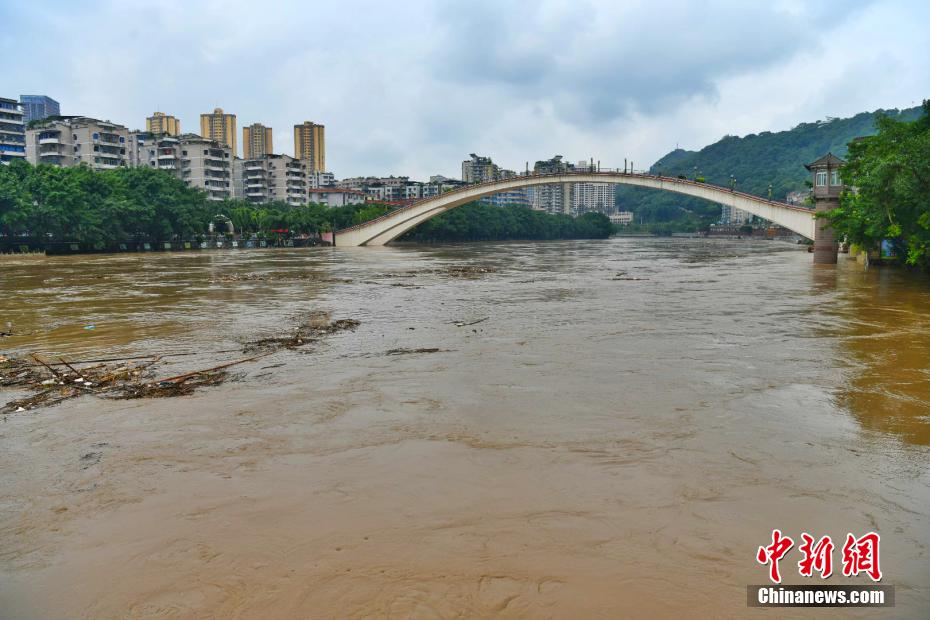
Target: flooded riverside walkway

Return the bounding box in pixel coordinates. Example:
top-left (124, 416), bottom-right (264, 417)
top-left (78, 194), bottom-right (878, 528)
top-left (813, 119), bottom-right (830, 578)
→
top-left (1, 238), bottom-right (929, 618)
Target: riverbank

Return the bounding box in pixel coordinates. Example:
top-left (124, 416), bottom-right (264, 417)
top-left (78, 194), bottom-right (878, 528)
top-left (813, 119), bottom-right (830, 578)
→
top-left (2, 239), bottom-right (929, 618)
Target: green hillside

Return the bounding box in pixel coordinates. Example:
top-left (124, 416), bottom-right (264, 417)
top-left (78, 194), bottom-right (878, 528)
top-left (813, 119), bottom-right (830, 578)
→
top-left (617, 105), bottom-right (924, 223)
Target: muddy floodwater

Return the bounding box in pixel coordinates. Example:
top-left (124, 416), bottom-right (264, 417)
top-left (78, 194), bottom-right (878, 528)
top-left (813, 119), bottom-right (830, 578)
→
top-left (1, 238), bottom-right (929, 618)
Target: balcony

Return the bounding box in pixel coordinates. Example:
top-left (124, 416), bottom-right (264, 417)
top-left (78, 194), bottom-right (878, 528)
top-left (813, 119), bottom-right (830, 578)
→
top-left (245, 163), bottom-right (264, 171)
top-left (39, 136), bottom-right (62, 145)
top-left (37, 154), bottom-right (65, 165)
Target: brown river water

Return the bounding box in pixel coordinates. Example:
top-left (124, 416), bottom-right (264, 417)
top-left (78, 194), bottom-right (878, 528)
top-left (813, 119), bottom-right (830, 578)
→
top-left (1, 238), bottom-right (929, 619)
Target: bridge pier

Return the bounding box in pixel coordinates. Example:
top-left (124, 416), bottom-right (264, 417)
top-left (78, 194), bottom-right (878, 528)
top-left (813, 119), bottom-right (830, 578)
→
top-left (806, 153), bottom-right (845, 265)
top-left (812, 197), bottom-right (839, 264)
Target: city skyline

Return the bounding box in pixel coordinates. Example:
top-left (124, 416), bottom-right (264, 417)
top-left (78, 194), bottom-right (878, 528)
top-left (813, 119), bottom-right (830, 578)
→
top-left (2, 1), bottom-right (929, 180)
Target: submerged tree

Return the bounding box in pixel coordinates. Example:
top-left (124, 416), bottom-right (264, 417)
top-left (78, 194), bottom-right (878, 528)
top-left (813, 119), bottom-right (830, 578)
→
top-left (825, 100), bottom-right (930, 269)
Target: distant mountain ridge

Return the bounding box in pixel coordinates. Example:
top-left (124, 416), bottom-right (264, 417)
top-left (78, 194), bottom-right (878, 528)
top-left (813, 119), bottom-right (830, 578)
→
top-left (617, 105), bottom-right (924, 222)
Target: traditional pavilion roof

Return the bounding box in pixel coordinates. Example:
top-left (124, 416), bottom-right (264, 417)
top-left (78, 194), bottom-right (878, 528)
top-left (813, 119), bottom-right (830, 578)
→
top-left (805, 153), bottom-right (847, 170)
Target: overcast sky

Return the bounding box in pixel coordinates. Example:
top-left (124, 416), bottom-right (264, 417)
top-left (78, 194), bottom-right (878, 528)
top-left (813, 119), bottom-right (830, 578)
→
top-left (2, 0), bottom-right (928, 179)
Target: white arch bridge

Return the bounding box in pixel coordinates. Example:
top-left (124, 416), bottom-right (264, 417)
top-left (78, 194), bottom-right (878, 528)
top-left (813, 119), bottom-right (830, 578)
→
top-left (333, 171), bottom-right (816, 247)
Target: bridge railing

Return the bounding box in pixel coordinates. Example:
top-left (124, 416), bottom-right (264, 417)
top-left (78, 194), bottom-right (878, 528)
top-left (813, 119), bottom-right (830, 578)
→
top-left (335, 170), bottom-right (813, 234)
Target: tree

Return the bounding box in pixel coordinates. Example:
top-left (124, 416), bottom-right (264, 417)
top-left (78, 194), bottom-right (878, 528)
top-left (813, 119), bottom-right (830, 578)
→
top-left (825, 101), bottom-right (930, 269)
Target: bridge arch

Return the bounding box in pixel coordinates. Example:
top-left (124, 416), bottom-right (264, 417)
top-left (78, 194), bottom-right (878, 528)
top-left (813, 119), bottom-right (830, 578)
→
top-left (334, 172), bottom-right (816, 246)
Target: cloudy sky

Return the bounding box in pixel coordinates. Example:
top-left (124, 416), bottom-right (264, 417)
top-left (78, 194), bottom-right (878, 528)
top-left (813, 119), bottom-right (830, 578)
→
top-left (2, 0), bottom-right (928, 179)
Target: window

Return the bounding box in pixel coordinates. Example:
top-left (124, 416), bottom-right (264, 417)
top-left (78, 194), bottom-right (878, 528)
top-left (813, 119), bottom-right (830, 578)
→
top-left (815, 171), bottom-right (827, 187)
top-left (92, 132), bottom-right (99, 140)
top-left (830, 170), bottom-right (841, 186)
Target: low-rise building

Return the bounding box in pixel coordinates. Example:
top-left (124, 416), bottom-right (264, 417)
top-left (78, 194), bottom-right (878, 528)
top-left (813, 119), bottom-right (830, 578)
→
top-left (26, 117), bottom-right (129, 169)
top-left (309, 170), bottom-right (335, 188)
top-left (0, 97), bottom-right (26, 164)
top-left (308, 188), bottom-right (366, 208)
top-left (609, 211), bottom-right (634, 226)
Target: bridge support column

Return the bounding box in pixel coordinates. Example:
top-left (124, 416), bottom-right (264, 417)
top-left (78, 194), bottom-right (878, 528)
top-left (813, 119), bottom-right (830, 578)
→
top-left (812, 197), bottom-right (838, 264)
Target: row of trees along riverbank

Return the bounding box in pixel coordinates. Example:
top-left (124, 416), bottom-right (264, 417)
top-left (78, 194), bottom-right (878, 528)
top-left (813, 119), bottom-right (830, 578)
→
top-left (0, 160), bottom-right (610, 247)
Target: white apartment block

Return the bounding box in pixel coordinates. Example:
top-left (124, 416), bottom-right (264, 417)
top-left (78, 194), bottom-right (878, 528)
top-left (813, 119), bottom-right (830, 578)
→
top-left (26, 117), bottom-right (130, 169)
top-left (241, 154), bottom-right (307, 206)
top-left (129, 132), bottom-right (233, 201)
top-left (720, 204), bottom-right (754, 225)
top-left (571, 182), bottom-right (615, 214)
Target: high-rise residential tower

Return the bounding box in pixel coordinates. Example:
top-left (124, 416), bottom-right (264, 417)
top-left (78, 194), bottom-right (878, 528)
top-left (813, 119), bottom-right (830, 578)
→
top-left (243, 123), bottom-right (273, 159)
top-left (19, 95), bottom-right (60, 123)
top-left (200, 107), bottom-right (237, 156)
top-left (146, 111), bottom-right (181, 136)
top-left (294, 121), bottom-right (325, 172)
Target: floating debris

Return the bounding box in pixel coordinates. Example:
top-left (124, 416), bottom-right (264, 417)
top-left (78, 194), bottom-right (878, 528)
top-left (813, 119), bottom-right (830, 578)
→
top-left (215, 272), bottom-right (354, 284)
top-left (2, 312), bottom-right (362, 415)
top-left (373, 266), bottom-right (499, 280)
top-left (243, 312), bottom-right (360, 352)
top-left (385, 348), bottom-right (443, 356)
top-left (453, 317), bottom-right (489, 327)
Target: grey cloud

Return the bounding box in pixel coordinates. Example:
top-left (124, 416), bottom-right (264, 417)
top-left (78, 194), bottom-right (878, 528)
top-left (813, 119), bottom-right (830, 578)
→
top-left (431, 0), bottom-right (875, 124)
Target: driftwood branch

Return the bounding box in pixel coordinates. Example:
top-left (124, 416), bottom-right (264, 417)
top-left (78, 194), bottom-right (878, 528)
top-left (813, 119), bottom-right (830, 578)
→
top-left (154, 353), bottom-right (271, 385)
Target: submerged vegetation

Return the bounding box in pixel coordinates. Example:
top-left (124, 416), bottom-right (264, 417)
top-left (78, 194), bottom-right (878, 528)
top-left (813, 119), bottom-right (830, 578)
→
top-left (825, 101), bottom-right (930, 270)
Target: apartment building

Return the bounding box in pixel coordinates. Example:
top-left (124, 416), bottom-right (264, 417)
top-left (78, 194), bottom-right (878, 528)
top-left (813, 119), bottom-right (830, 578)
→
top-left (571, 181), bottom-right (614, 214)
top-left (26, 117), bottom-right (129, 169)
top-left (294, 121), bottom-right (325, 172)
top-left (146, 111), bottom-right (181, 136)
top-left (241, 154), bottom-right (307, 206)
top-left (129, 132), bottom-right (233, 201)
top-left (19, 95), bottom-right (60, 123)
top-left (243, 123), bottom-right (273, 159)
top-left (200, 107), bottom-right (237, 156)
top-left (0, 97), bottom-right (26, 164)
top-left (462, 153), bottom-right (499, 184)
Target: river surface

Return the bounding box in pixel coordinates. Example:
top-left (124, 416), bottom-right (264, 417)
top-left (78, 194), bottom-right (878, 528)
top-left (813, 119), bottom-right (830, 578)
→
top-left (1, 238), bottom-right (929, 618)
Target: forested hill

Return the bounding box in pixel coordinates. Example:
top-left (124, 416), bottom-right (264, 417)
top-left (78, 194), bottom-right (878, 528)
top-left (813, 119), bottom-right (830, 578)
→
top-left (617, 105), bottom-right (924, 223)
